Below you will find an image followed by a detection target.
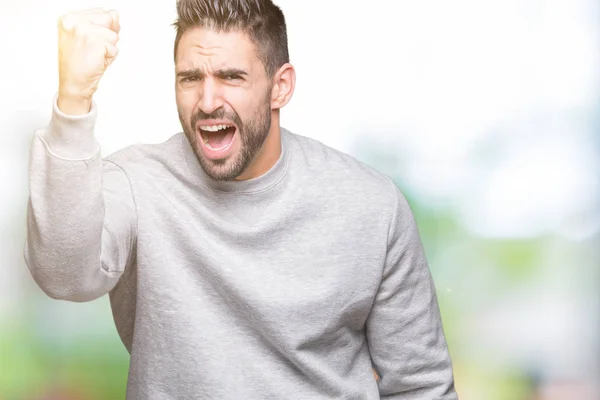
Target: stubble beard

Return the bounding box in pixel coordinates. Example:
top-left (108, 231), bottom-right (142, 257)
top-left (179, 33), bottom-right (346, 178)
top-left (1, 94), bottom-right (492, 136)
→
top-left (180, 92), bottom-right (272, 181)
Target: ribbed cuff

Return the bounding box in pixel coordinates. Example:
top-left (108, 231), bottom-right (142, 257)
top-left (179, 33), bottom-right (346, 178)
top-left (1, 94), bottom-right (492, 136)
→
top-left (40, 94), bottom-right (100, 160)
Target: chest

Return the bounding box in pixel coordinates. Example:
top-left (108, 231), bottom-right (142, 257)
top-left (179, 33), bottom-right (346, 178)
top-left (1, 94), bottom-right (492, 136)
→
top-left (135, 192), bottom-right (387, 339)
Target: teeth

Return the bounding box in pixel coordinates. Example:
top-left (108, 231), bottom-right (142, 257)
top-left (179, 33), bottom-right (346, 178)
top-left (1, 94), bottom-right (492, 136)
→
top-left (200, 124), bottom-right (231, 132)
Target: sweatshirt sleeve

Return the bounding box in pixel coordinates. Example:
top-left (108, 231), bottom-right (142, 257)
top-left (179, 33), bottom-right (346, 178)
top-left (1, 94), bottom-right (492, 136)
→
top-left (366, 177), bottom-right (457, 399)
top-left (24, 95), bottom-right (137, 302)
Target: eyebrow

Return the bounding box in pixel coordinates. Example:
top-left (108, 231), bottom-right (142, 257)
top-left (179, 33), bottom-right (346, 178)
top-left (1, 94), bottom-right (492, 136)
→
top-left (176, 68), bottom-right (248, 79)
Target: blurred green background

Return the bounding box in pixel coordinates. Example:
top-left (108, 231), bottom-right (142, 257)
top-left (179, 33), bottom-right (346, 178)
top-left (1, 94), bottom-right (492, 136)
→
top-left (1, 0), bottom-right (599, 399)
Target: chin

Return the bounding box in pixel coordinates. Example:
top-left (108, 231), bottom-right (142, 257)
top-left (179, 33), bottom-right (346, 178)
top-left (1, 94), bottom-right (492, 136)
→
top-left (194, 144), bottom-right (245, 181)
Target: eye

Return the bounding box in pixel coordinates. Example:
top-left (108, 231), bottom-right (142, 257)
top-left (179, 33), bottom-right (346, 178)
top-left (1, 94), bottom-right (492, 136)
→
top-left (225, 75), bottom-right (242, 81)
top-left (182, 76), bottom-right (199, 82)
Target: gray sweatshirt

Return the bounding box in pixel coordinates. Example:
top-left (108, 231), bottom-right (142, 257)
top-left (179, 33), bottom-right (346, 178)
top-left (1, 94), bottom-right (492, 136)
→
top-left (25, 97), bottom-right (457, 399)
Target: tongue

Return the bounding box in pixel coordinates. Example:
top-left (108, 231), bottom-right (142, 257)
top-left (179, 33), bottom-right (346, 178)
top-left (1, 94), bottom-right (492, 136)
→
top-left (207, 127), bottom-right (235, 149)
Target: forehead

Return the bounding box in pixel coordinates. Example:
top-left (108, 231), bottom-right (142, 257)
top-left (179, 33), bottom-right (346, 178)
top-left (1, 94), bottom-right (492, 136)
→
top-left (175, 26), bottom-right (259, 70)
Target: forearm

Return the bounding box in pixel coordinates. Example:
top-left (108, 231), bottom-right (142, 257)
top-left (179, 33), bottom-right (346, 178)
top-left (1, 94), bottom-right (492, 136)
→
top-left (24, 96), bottom-right (133, 302)
top-left (369, 275), bottom-right (457, 399)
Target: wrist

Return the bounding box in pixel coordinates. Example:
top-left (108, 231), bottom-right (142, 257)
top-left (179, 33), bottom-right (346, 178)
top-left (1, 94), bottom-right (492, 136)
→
top-left (57, 81), bottom-right (96, 115)
top-left (57, 93), bottom-right (92, 116)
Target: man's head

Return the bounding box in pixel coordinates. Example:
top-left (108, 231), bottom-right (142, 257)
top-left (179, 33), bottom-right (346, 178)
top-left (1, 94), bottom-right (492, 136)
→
top-left (173, 0), bottom-right (295, 182)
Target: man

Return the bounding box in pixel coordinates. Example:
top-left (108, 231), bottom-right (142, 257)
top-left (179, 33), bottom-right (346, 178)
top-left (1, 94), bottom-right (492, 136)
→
top-left (24, 0), bottom-right (458, 398)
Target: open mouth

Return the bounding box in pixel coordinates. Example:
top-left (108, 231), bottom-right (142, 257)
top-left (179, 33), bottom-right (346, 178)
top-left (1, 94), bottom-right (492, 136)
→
top-left (198, 123), bottom-right (237, 151)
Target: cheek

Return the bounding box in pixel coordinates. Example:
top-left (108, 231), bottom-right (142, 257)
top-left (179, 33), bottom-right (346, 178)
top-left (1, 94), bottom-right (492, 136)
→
top-left (176, 91), bottom-right (198, 120)
top-left (223, 88), bottom-right (261, 120)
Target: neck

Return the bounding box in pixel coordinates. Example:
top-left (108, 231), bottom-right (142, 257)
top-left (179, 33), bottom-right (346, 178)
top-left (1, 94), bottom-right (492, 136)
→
top-left (235, 111), bottom-right (281, 181)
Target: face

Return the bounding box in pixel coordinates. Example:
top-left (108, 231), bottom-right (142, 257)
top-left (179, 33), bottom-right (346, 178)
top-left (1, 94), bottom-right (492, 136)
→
top-left (175, 27), bottom-right (273, 181)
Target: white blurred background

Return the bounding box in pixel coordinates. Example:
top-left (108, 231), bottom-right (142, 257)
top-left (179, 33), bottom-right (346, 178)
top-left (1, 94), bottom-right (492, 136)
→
top-left (1, 1), bottom-right (598, 399)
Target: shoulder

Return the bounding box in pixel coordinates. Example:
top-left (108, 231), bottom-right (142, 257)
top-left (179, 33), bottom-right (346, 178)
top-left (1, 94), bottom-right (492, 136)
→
top-left (286, 129), bottom-right (405, 220)
top-left (288, 129), bottom-right (398, 198)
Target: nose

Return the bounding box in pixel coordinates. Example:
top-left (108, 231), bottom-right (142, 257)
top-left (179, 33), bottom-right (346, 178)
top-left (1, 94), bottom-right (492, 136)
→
top-left (197, 78), bottom-right (224, 115)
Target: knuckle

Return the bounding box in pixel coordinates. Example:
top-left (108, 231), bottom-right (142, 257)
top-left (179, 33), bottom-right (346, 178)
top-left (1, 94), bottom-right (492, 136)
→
top-left (98, 12), bottom-right (111, 26)
top-left (58, 13), bottom-right (75, 31)
top-left (72, 22), bottom-right (86, 36)
top-left (108, 31), bottom-right (120, 43)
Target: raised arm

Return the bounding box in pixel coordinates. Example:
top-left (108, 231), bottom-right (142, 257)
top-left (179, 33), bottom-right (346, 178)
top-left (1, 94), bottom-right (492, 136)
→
top-left (24, 9), bottom-right (136, 302)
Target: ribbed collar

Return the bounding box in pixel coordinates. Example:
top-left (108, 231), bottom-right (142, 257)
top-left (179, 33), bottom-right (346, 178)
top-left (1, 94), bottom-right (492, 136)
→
top-left (181, 128), bottom-right (292, 194)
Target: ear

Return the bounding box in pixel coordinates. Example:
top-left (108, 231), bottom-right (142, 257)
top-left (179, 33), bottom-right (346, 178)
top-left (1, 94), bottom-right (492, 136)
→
top-left (270, 63), bottom-right (296, 110)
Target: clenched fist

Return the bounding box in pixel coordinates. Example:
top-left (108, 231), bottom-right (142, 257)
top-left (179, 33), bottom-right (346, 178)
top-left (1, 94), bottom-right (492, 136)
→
top-left (57, 8), bottom-right (120, 115)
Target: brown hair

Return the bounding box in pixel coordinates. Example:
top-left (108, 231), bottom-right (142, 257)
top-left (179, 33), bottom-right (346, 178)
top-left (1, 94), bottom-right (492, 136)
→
top-left (172, 0), bottom-right (289, 77)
